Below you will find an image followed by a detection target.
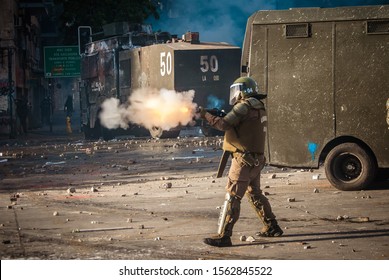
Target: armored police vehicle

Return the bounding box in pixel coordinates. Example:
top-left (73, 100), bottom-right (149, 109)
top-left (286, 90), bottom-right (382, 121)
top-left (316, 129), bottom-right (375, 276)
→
top-left (241, 5), bottom-right (389, 191)
top-left (80, 22), bottom-right (240, 139)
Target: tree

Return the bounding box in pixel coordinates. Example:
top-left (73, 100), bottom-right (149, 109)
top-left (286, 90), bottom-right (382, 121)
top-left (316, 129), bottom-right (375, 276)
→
top-left (55, 0), bottom-right (160, 44)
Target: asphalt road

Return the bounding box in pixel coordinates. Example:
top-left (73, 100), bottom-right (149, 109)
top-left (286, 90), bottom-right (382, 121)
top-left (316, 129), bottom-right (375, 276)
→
top-left (1, 127), bottom-right (389, 260)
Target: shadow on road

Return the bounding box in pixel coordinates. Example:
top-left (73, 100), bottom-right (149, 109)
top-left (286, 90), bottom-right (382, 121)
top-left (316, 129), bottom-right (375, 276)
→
top-left (232, 228), bottom-right (389, 247)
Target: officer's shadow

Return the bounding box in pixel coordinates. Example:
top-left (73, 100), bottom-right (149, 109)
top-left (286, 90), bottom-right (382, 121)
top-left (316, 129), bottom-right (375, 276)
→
top-left (232, 228), bottom-right (389, 247)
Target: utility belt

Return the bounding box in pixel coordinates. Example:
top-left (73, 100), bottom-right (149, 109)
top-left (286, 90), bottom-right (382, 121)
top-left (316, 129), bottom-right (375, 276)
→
top-left (232, 151), bottom-right (264, 167)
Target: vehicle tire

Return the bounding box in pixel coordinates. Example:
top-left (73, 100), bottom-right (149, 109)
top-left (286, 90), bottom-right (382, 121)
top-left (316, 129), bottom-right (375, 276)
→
top-left (83, 123), bottom-right (100, 140)
top-left (324, 143), bottom-right (377, 191)
top-left (101, 127), bottom-right (114, 141)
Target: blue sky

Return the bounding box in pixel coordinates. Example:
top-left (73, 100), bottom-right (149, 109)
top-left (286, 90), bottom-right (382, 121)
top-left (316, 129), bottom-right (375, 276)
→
top-left (147, 0), bottom-right (389, 47)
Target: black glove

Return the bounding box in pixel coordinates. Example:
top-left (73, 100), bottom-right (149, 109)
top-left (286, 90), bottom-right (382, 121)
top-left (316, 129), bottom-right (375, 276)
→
top-left (206, 108), bottom-right (226, 117)
top-left (197, 106), bottom-right (207, 119)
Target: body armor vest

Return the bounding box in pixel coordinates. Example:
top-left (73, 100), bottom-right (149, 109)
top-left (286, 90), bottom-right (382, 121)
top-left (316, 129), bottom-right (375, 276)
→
top-left (223, 99), bottom-right (267, 154)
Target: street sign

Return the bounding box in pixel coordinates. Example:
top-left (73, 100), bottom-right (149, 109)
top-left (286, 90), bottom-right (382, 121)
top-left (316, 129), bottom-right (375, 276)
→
top-left (44, 46), bottom-right (80, 78)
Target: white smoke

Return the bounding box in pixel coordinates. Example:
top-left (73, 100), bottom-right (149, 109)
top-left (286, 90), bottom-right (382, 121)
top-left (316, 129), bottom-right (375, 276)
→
top-left (99, 98), bottom-right (131, 129)
top-left (99, 88), bottom-right (198, 131)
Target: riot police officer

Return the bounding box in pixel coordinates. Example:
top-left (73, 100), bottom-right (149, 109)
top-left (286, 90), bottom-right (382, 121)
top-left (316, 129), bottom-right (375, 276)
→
top-left (199, 76), bottom-right (283, 247)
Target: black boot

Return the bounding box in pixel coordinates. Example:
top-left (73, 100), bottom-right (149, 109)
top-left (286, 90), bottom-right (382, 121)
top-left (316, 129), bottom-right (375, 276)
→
top-left (256, 222), bottom-right (283, 237)
top-left (247, 193), bottom-right (283, 237)
top-left (203, 235), bottom-right (232, 247)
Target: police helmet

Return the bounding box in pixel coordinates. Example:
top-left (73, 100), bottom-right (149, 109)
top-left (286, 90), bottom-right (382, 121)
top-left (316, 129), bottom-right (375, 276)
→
top-left (229, 77), bottom-right (266, 105)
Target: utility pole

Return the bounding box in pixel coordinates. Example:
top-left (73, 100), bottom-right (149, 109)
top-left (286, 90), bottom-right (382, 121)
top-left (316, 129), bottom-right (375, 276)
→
top-left (8, 47), bottom-right (16, 139)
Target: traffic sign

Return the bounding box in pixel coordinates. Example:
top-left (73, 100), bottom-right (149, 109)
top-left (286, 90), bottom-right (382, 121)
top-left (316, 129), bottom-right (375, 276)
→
top-left (44, 46), bottom-right (80, 78)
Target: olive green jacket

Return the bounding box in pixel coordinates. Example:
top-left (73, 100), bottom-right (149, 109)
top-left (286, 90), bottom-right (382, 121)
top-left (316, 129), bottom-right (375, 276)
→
top-left (204, 97), bottom-right (267, 154)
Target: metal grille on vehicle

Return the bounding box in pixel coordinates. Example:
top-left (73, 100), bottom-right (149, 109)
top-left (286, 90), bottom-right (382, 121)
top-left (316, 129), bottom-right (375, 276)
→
top-left (366, 20), bottom-right (389, 34)
top-left (284, 23), bottom-right (311, 38)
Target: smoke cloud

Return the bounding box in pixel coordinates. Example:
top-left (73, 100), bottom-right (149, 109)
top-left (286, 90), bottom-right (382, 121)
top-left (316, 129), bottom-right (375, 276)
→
top-left (99, 88), bottom-right (198, 131)
top-left (99, 97), bottom-right (130, 129)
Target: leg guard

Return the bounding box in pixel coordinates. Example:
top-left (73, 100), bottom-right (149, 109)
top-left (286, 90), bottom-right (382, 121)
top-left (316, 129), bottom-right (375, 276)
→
top-left (247, 193), bottom-right (283, 237)
top-left (217, 193), bottom-right (241, 236)
top-left (203, 193), bottom-right (241, 247)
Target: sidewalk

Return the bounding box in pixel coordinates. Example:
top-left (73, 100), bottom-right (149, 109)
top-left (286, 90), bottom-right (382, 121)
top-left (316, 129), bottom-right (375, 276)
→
top-left (0, 110), bottom-right (84, 145)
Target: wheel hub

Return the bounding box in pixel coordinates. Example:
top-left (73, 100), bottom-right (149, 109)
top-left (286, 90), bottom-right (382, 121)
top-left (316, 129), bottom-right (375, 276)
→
top-left (346, 163), bottom-right (356, 171)
top-left (340, 155), bottom-right (361, 180)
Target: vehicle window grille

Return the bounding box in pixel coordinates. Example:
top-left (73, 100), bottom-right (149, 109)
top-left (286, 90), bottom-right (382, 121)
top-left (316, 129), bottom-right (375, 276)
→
top-left (284, 23), bottom-right (311, 38)
top-left (119, 59), bottom-right (131, 88)
top-left (81, 54), bottom-right (98, 79)
top-left (366, 20), bottom-right (389, 34)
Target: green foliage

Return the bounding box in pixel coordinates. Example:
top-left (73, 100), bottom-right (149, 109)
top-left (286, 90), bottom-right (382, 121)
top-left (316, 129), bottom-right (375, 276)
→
top-left (55, 0), bottom-right (159, 44)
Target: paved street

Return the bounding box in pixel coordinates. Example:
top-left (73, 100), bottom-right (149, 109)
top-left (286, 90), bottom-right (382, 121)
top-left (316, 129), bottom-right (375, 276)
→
top-left (1, 119), bottom-right (388, 260)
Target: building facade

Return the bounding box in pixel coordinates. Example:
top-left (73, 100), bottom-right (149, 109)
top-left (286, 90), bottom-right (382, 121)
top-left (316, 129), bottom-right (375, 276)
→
top-left (0, 0), bottom-right (59, 136)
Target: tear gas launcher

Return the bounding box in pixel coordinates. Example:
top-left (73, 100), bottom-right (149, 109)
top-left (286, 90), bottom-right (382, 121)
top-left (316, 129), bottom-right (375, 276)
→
top-left (205, 108), bottom-right (227, 117)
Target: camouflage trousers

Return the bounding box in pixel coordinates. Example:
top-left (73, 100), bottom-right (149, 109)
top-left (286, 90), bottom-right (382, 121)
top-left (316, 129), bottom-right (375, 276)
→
top-left (226, 154), bottom-right (276, 221)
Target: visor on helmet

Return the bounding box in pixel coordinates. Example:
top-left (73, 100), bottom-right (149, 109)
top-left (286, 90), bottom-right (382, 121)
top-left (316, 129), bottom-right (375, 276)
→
top-left (229, 83), bottom-right (243, 105)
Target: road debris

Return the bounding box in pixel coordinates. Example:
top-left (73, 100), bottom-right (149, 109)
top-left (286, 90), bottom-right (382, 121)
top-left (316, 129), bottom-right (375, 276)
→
top-left (240, 235), bottom-right (247, 241)
top-left (239, 235), bottom-right (256, 242)
top-left (67, 188), bottom-right (76, 194)
top-left (246, 236), bottom-right (256, 242)
top-left (172, 156), bottom-right (204, 161)
top-left (336, 215), bottom-right (349, 221)
top-left (43, 161), bottom-right (66, 167)
top-left (72, 226), bottom-right (133, 233)
top-left (312, 174), bottom-right (321, 180)
top-left (355, 217), bottom-right (370, 222)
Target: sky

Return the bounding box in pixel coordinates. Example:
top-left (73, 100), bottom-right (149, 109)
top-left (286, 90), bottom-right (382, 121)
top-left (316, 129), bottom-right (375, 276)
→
top-left (147, 0), bottom-right (389, 47)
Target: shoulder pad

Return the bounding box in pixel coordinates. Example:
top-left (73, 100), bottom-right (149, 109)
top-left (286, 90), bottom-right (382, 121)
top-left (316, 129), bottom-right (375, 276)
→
top-left (233, 102), bottom-right (249, 116)
top-left (224, 103), bottom-right (248, 125)
top-left (244, 97), bottom-right (265, 110)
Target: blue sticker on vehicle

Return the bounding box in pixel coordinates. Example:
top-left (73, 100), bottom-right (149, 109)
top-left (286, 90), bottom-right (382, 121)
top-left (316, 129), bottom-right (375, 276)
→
top-left (308, 142), bottom-right (318, 161)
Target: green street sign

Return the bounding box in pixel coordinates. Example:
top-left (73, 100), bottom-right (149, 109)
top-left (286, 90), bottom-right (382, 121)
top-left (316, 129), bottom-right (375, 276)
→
top-left (44, 46), bottom-right (80, 78)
